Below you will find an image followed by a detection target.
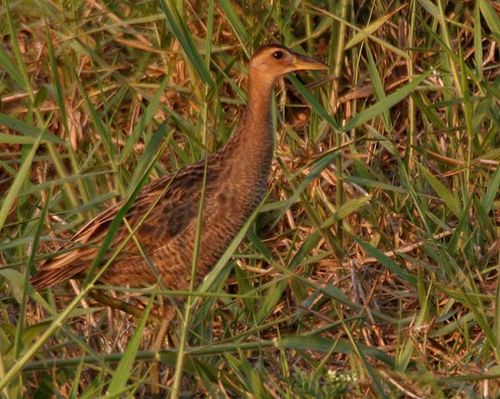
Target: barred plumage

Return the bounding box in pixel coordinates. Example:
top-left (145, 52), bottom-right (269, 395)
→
top-left (31, 46), bottom-right (327, 291)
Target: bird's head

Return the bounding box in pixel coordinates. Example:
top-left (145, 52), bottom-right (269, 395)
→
top-left (248, 44), bottom-right (327, 85)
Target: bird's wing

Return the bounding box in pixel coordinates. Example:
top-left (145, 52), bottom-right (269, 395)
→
top-left (30, 167), bottom-right (204, 289)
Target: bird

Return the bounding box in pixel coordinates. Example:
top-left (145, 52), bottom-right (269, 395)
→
top-left (30, 45), bottom-right (328, 292)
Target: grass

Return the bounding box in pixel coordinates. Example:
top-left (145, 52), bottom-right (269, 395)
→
top-left (0, 0), bottom-right (499, 397)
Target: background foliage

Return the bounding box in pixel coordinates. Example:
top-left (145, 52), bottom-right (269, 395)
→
top-left (0, 0), bottom-right (499, 397)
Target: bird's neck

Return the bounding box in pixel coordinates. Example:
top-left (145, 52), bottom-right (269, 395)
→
top-left (221, 73), bottom-right (275, 179)
top-left (240, 74), bottom-right (274, 149)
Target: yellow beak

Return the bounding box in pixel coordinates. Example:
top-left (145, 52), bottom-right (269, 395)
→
top-left (291, 52), bottom-right (329, 71)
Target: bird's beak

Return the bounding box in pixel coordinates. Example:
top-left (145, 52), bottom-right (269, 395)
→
top-left (291, 52), bottom-right (328, 71)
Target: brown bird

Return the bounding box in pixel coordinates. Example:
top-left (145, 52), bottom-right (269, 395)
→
top-left (30, 45), bottom-right (327, 292)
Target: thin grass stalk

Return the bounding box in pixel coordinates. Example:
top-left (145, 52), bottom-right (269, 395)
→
top-left (436, 0), bottom-right (474, 195)
top-left (9, 6), bottom-right (80, 211)
top-left (106, 297), bottom-right (154, 395)
top-left (0, 366), bottom-right (8, 398)
top-left (170, 1), bottom-right (217, 394)
top-left (4, 3), bottom-right (80, 213)
top-left (170, 157), bottom-right (209, 398)
top-left (0, 133), bottom-right (42, 231)
top-left (202, 0), bottom-right (215, 149)
top-left (404, 0), bottom-right (417, 172)
top-left (21, 330), bottom-right (396, 371)
top-left (13, 194), bottom-right (50, 362)
top-left (46, 36), bottom-right (90, 216)
top-left (333, 0), bottom-right (349, 257)
top-left (171, 3), bottom-right (215, 395)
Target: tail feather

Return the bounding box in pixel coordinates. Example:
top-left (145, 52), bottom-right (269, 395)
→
top-left (30, 264), bottom-right (87, 289)
top-left (30, 249), bottom-right (94, 289)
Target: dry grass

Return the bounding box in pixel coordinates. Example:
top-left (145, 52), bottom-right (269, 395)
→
top-left (0, 0), bottom-right (499, 397)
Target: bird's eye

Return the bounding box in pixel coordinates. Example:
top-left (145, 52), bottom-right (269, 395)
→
top-left (272, 50), bottom-right (284, 60)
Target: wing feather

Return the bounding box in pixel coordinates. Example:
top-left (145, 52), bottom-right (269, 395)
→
top-left (30, 165), bottom-right (205, 289)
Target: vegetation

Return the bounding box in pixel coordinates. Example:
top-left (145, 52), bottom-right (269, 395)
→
top-left (0, 0), bottom-right (498, 397)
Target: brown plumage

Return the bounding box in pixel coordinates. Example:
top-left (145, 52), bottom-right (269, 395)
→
top-left (30, 45), bottom-right (327, 291)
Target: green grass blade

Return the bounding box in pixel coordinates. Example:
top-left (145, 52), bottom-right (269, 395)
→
top-left (0, 134), bottom-right (47, 145)
top-left (354, 237), bottom-right (417, 285)
top-left (345, 9), bottom-right (395, 50)
top-left (0, 134), bottom-right (42, 231)
top-left (159, 0), bottom-right (213, 85)
top-left (342, 70), bottom-right (432, 132)
top-left (106, 297), bottom-right (153, 395)
top-left (0, 46), bottom-right (25, 88)
top-left (77, 79), bottom-right (117, 162)
top-left (495, 282), bottom-right (500, 355)
top-left (289, 75), bottom-right (338, 129)
top-left (127, 123), bottom-right (173, 195)
top-left (416, 0), bottom-right (440, 19)
top-left (218, 0), bottom-right (251, 52)
top-left (478, 0), bottom-right (500, 38)
top-left (0, 114), bottom-right (64, 144)
top-left (417, 163), bottom-right (462, 218)
top-left (365, 44), bottom-right (392, 131)
top-left (473, 3), bottom-right (483, 79)
top-left (45, 25), bottom-right (69, 136)
top-left (320, 194), bottom-right (372, 228)
top-left (120, 75), bottom-right (172, 163)
top-left (482, 166), bottom-right (500, 213)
